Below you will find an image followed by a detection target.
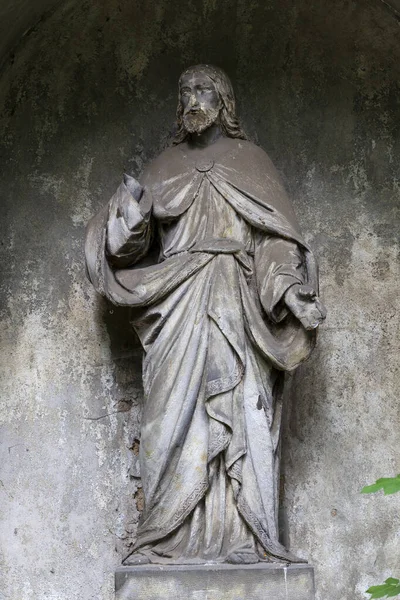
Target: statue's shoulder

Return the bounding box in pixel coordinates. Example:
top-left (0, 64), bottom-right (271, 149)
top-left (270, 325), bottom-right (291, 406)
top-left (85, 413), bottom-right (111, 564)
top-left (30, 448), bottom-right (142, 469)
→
top-left (218, 138), bottom-right (298, 224)
top-left (221, 138), bottom-right (277, 171)
top-left (140, 145), bottom-right (186, 187)
top-left (220, 138), bottom-right (283, 183)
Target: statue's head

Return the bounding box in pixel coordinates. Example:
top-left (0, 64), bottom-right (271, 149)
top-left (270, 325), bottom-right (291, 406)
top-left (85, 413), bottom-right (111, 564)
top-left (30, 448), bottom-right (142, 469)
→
top-left (174, 64), bottom-right (247, 144)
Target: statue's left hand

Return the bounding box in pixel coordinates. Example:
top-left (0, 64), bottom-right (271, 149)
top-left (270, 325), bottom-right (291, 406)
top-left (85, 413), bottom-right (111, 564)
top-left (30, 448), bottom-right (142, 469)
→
top-left (284, 284), bottom-right (327, 330)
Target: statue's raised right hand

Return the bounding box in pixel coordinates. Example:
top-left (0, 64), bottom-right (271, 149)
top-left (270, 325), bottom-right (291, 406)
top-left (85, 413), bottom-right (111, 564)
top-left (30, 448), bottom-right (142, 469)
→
top-left (119, 174), bottom-right (149, 230)
top-left (123, 173), bottom-right (143, 201)
top-left (284, 284), bottom-right (326, 330)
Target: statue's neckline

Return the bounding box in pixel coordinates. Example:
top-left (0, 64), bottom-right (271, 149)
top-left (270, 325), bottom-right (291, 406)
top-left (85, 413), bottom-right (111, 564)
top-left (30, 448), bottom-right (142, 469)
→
top-left (195, 158), bottom-right (214, 172)
top-left (179, 137), bottom-right (240, 173)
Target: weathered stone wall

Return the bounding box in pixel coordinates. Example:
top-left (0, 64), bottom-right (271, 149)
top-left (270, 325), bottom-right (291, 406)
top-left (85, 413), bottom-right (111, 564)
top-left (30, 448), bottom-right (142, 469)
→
top-left (0, 1), bottom-right (398, 599)
top-left (0, 0), bottom-right (61, 67)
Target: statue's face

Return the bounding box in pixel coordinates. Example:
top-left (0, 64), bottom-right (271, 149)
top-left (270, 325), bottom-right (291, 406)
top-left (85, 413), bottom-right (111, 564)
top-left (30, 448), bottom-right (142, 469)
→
top-left (180, 71), bottom-right (222, 134)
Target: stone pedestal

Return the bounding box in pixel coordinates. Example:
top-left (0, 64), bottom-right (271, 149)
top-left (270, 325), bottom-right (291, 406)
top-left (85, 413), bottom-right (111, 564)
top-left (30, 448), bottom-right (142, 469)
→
top-left (115, 563), bottom-right (315, 600)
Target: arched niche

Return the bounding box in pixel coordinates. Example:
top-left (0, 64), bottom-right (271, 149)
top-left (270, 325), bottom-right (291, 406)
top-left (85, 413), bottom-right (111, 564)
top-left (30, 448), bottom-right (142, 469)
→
top-left (0, 1), bottom-right (399, 599)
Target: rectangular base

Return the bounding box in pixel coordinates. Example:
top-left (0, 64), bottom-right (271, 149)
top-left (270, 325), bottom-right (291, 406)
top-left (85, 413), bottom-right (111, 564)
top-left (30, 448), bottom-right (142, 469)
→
top-left (115, 563), bottom-right (315, 600)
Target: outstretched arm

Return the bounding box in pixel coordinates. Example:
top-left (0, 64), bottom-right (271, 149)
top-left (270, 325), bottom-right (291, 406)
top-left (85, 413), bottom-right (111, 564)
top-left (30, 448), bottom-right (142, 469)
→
top-left (106, 174), bottom-right (152, 268)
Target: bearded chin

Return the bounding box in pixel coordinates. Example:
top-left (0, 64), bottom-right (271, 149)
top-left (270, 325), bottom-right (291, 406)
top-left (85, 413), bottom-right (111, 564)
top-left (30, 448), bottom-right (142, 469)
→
top-left (183, 107), bottom-right (220, 134)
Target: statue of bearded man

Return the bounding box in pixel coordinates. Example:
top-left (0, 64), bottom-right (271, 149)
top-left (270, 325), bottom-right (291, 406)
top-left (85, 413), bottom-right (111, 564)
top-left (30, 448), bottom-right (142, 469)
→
top-left (85, 64), bottom-right (326, 566)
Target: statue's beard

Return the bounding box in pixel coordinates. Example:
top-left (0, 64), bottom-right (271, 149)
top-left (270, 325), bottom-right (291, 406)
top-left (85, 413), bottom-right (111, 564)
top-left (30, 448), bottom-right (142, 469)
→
top-left (183, 107), bottom-right (220, 134)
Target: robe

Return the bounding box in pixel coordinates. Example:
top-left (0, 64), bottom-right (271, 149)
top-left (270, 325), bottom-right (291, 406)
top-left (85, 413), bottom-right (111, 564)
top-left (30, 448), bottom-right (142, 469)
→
top-left (85, 137), bottom-right (318, 563)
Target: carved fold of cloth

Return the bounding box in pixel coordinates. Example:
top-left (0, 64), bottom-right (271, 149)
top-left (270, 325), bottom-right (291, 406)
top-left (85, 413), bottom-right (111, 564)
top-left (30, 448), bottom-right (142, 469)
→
top-left (85, 139), bottom-right (318, 564)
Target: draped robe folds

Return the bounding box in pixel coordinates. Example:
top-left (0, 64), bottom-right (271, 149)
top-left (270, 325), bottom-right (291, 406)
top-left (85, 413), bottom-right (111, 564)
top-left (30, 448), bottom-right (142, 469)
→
top-left (85, 138), bottom-right (318, 564)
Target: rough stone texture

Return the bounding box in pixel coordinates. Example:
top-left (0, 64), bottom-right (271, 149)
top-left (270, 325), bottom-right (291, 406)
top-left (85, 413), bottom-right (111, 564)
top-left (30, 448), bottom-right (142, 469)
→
top-left (115, 564), bottom-right (315, 600)
top-left (0, 1), bottom-right (398, 599)
top-left (0, 0), bottom-right (61, 67)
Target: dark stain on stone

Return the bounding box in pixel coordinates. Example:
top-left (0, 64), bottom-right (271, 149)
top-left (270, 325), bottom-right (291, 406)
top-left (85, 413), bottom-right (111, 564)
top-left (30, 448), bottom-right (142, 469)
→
top-left (134, 487), bottom-right (145, 513)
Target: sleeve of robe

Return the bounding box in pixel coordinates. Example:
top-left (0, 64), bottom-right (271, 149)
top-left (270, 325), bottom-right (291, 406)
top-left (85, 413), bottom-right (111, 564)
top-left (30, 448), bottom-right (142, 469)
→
top-left (106, 174), bottom-right (153, 268)
top-left (254, 233), bottom-right (306, 324)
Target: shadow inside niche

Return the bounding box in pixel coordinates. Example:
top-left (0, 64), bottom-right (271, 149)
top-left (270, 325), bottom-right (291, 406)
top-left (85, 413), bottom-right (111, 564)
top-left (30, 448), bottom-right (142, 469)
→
top-left (92, 295), bottom-right (144, 427)
top-left (280, 350), bottom-right (328, 555)
top-left (90, 296), bottom-right (144, 555)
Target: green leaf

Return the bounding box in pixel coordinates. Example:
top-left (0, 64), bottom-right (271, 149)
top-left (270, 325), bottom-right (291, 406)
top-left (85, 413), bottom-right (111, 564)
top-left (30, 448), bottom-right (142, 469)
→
top-left (386, 588), bottom-right (400, 598)
top-left (362, 483), bottom-right (384, 494)
top-left (370, 590), bottom-right (393, 599)
top-left (361, 475), bottom-right (400, 495)
top-left (366, 581), bottom-right (400, 599)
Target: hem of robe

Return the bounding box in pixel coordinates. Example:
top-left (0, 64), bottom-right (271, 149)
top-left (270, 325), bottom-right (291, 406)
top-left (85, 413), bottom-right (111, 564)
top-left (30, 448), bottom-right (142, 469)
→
top-left (132, 472), bottom-right (306, 564)
top-left (123, 545), bottom-right (269, 566)
top-left (132, 478), bottom-right (209, 551)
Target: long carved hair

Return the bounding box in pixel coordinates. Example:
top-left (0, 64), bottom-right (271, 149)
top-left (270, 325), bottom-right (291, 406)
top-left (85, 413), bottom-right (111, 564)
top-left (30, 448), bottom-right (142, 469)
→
top-left (173, 64), bottom-right (247, 144)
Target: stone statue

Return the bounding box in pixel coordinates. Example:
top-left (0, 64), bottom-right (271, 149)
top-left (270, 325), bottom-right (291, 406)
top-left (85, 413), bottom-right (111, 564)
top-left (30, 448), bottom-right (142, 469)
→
top-left (85, 64), bottom-right (326, 567)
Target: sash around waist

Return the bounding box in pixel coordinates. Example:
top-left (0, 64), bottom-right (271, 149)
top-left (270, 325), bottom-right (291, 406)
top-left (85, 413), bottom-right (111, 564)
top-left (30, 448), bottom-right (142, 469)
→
top-left (113, 242), bottom-right (253, 306)
top-left (189, 237), bottom-right (247, 255)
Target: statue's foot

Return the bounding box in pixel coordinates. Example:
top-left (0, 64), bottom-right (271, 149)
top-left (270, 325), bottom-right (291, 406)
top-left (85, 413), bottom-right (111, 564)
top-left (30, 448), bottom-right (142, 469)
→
top-left (226, 550), bottom-right (261, 565)
top-left (122, 551), bottom-right (151, 566)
